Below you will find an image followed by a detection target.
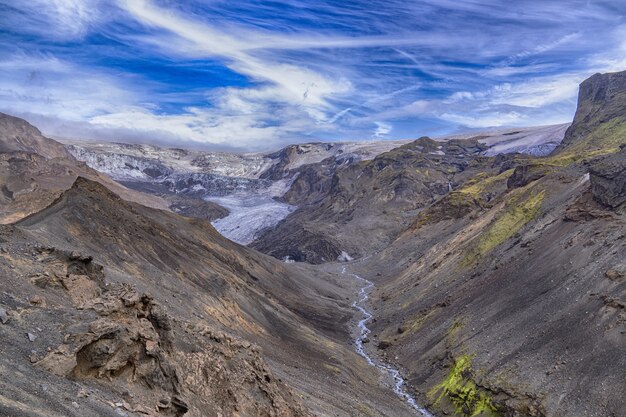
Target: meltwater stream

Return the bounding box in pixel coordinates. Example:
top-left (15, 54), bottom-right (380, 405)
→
top-left (343, 267), bottom-right (434, 417)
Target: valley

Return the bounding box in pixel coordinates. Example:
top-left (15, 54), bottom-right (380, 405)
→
top-left (0, 70), bottom-right (624, 417)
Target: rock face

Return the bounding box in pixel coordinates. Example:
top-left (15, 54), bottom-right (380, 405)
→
top-left (560, 70), bottom-right (626, 149)
top-left (590, 145), bottom-right (626, 208)
top-left (506, 163), bottom-right (554, 189)
top-left (34, 256), bottom-right (305, 417)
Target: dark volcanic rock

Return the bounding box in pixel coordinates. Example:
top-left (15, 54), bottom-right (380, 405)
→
top-left (507, 164), bottom-right (554, 189)
top-left (169, 196), bottom-right (229, 222)
top-left (251, 225), bottom-right (343, 264)
top-left (560, 70), bottom-right (626, 149)
top-left (589, 145), bottom-right (626, 208)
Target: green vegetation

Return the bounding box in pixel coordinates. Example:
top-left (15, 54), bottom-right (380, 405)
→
top-left (411, 170), bottom-right (514, 230)
top-left (538, 118), bottom-right (626, 166)
top-left (458, 169), bottom-right (514, 197)
top-left (428, 355), bottom-right (500, 417)
top-left (462, 188), bottom-right (545, 266)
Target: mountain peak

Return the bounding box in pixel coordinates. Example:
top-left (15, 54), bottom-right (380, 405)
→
top-left (559, 70), bottom-right (626, 150)
top-left (0, 112), bottom-right (73, 159)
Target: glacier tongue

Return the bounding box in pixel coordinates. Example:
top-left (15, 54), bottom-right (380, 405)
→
top-left (207, 194), bottom-right (295, 245)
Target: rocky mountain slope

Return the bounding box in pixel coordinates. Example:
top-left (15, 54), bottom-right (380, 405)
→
top-left (339, 71), bottom-right (625, 416)
top-left (0, 113), bottom-right (72, 160)
top-left (251, 137), bottom-right (513, 263)
top-left (0, 174), bottom-right (423, 416)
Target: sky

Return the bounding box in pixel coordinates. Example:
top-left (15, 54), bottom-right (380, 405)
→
top-left (1, 0), bottom-right (625, 151)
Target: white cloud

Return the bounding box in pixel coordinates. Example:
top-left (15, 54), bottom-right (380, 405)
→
top-left (439, 111), bottom-right (524, 128)
top-left (0, 54), bottom-right (136, 121)
top-left (120, 0), bottom-right (352, 115)
top-left (373, 122), bottom-right (392, 138)
top-left (1, 0), bottom-right (625, 149)
top-left (487, 76), bottom-right (582, 108)
top-left (6, 0), bottom-right (103, 39)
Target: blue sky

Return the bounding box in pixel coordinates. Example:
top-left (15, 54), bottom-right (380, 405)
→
top-left (1, 0), bottom-right (625, 151)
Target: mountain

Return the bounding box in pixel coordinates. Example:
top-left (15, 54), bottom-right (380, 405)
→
top-left (0, 70), bottom-right (623, 417)
top-left (251, 137), bottom-right (501, 262)
top-left (340, 71), bottom-right (625, 416)
top-left (248, 71), bottom-right (625, 415)
top-left (0, 114), bottom-right (167, 224)
top-left (0, 112), bottom-right (72, 160)
top-left (62, 124), bottom-right (566, 246)
top-left (559, 70), bottom-right (626, 151)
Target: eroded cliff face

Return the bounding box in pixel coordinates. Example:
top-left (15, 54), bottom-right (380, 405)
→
top-left (589, 145), bottom-right (626, 209)
top-left (560, 71), bottom-right (626, 150)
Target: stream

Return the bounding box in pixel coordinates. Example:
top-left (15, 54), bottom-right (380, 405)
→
top-left (343, 267), bottom-right (434, 416)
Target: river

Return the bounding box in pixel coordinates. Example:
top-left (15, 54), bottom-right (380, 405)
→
top-left (343, 267), bottom-right (434, 417)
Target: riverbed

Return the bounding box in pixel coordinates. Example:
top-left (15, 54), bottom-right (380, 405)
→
top-left (343, 266), bottom-right (434, 416)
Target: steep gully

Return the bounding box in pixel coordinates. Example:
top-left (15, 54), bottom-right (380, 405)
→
top-left (342, 266), bottom-right (434, 416)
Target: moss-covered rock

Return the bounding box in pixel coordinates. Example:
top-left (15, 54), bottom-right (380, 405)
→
top-left (428, 355), bottom-right (500, 417)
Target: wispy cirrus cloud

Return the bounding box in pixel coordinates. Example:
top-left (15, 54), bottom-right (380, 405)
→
top-left (0, 0), bottom-right (625, 149)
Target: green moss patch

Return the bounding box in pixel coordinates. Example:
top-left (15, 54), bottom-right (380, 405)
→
top-left (459, 169), bottom-right (514, 197)
top-left (540, 118), bottom-right (626, 166)
top-left (410, 170), bottom-right (514, 230)
top-left (462, 189), bottom-right (545, 267)
top-left (428, 355), bottom-right (500, 417)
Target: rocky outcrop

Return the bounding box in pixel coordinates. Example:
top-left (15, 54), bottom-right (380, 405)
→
top-left (559, 70), bottom-right (626, 150)
top-left (4, 246), bottom-right (307, 417)
top-left (37, 280), bottom-right (307, 417)
top-left (507, 164), bottom-right (554, 189)
top-left (589, 145), bottom-right (626, 208)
